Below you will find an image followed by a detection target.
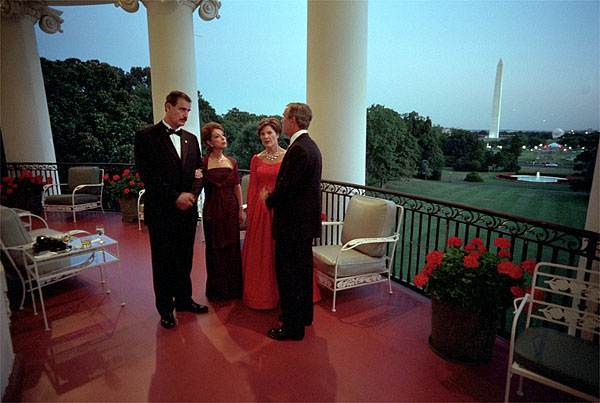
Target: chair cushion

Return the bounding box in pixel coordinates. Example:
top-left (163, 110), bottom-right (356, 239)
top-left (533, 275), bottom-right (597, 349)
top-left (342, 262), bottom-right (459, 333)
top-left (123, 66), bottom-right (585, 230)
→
top-left (313, 245), bottom-right (387, 277)
top-left (68, 166), bottom-right (101, 195)
top-left (514, 327), bottom-right (599, 397)
top-left (341, 195), bottom-right (396, 257)
top-left (0, 206), bottom-right (32, 246)
top-left (44, 194), bottom-right (99, 205)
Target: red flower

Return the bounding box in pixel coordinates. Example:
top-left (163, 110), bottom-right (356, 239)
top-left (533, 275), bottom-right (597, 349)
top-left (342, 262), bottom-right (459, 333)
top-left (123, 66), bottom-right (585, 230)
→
top-left (477, 245), bottom-right (487, 252)
top-left (521, 260), bottom-right (536, 275)
top-left (468, 250), bottom-right (481, 260)
top-left (129, 180), bottom-right (136, 186)
top-left (123, 188), bottom-right (130, 194)
top-left (497, 261), bottom-right (523, 279)
top-left (498, 249), bottom-right (511, 259)
top-left (448, 237), bottom-right (463, 247)
top-left (464, 244), bottom-right (475, 252)
top-left (469, 238), bottom-right (484, 247)
top-left (102, 174), bottom-right (109, 180)
top-left (524, 287), bottom-right (545, 312)
top-left (426, 250), bottom-right (443, 266)
top-left (6, 188), bottom-right (13, 195)
top-left (414, 273), bottom-right (429, 287)
top-left (46, 176), bottom-right (53, 184)
top-left (463, 255), bottom-right (479, 268)
top-left (113, 174), bottom-right (120, 181)
top-left (422, 261), bottom-right (436, 276)
top-left (123, 169), bottom-right (131, 176)
top-left (511, 286), bottom-right (524, 298)
top-left (135, 172), bottom-right (140, 178)
top-left (321, 213), bottom-right (328, 221)
top-left (494, 237), bottom-right (511, 249)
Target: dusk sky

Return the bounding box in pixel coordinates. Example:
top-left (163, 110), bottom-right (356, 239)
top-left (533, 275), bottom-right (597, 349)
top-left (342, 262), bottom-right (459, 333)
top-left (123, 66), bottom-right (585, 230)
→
top-left (36, 0), bottom-right (599, 131)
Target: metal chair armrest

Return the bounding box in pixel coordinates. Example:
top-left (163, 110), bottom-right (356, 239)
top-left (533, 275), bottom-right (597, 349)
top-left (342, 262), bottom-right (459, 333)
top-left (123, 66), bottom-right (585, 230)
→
top-left (341, 234), bottom-right (399, 251)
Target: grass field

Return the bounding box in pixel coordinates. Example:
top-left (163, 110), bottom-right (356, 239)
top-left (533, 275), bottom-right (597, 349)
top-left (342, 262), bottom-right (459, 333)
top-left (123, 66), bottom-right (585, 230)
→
top-left (386, 169), bottom-right (590, 229)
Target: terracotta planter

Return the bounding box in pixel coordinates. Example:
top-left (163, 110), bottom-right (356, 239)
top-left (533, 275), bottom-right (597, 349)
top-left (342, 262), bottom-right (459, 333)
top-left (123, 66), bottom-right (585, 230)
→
top-left (118, 197), bottom-right (138, 223)
top-left (429, 298), bottom-right (499, 365)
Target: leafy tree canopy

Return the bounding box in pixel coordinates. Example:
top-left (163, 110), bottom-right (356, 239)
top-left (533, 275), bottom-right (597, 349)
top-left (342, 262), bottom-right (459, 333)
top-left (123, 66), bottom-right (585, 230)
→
top-left (366, 104), bottom-right (419, 186)
top-left (42, 58), bottom-right (153, 163)
top-left (442, 129), bottom-right (489, 172)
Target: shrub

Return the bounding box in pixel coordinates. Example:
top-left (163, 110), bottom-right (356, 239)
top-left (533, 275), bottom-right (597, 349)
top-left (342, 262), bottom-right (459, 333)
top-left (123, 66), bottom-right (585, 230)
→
top-left (464, 172), bottom-right (483, 182)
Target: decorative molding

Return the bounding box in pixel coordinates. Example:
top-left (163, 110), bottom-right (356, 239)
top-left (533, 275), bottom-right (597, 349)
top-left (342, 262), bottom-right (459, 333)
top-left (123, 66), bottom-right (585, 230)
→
top-left (114, 0), bottom-right (139, 13)
top-left (0, 1), bottom-right (64, 34)
top-left (197, 0), bottom-right (220, 21)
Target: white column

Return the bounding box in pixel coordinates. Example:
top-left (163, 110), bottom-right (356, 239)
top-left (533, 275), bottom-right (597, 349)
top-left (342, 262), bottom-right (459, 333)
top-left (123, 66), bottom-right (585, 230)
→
top-left (307, 0), bottom-right (368, 184)
top-left (0, 3), bottom-right (62, 163)
top-left (142, 0), bottom-right (201, 136)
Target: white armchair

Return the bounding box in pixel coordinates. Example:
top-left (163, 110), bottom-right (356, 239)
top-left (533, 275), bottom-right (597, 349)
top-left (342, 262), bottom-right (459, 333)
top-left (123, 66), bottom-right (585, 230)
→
top-left (313, 195), bottom-right (404, 312)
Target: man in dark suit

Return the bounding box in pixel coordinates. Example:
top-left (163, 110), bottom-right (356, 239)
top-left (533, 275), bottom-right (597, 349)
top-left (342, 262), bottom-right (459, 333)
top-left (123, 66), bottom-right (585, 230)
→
top-left (264, 102), bottom-right (322, 341)
top-left (135, 90), bottom-right (208, 329)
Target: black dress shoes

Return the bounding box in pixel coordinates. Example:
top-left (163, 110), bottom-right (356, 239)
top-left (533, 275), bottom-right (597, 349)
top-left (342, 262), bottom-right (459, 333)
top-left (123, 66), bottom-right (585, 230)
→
top-left (267, 327), bottom-right (304, 341)
top-left (160, 313), bottom-right (176, 329)
top-left (279, 314), bottom-right (312, 326)
top-left (176, 300), bottom-right (209, 314)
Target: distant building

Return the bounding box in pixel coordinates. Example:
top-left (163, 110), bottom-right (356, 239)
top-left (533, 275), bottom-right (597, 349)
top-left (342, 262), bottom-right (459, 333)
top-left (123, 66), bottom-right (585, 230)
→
top-left (552, 128), bottom-right (564, 138)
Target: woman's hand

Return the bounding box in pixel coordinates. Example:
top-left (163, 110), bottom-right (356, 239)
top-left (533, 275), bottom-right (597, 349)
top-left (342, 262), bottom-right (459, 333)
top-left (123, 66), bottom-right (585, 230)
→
top-left (238, 207), bottom-right (245, 225)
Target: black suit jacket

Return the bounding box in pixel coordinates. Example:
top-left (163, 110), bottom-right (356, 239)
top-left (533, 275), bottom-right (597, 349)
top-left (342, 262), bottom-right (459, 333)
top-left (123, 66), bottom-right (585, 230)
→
top-left (266, 132), bottom-right (322, 241)
top-left (134, 122), bottom-right (202, 227)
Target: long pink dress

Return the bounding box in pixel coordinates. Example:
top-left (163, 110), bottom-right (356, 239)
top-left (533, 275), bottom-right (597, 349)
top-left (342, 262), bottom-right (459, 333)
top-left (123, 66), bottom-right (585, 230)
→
top-left (242, 155), bottom-right (280, 309)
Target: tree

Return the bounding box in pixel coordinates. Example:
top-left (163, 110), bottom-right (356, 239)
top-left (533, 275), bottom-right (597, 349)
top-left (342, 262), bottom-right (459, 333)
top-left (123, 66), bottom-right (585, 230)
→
top-left (403, 111), bottom-right (445, 180)
top-left (570, 132), bottom-right (598, 191)
top-left (197, 91), bottom-right (221, 129)
top-left (41, 58), bottom-right (153, 163)
top-left (366, 104), bottom-right (419, 187)
top-left (442, 129), bottom-right (489, 171)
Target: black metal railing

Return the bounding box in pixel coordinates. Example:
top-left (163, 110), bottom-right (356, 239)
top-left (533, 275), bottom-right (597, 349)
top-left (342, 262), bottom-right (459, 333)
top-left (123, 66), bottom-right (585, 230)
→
top-left (6, 163), bottom-right (599, 337)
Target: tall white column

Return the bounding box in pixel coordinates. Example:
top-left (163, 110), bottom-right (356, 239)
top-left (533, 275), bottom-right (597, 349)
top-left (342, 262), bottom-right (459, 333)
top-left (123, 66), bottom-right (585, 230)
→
top-left (0, 2), bottom-right (63, 163)
top-left (307, 0), bottom-right (368, 184)
top-left (142, 0), bottom-right (202, 136)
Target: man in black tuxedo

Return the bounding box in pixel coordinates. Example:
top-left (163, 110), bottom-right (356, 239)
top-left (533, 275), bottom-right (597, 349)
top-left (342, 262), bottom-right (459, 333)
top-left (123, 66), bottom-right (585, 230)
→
top-left (135, 90), bottom-right (208, 329)
top-left (264, 102), bottom-right (322, 341)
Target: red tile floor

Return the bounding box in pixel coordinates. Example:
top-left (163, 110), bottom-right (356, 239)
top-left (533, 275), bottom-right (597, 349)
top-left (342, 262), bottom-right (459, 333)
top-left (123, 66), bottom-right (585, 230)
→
top-left (3, 211), bottom-right (579, 402)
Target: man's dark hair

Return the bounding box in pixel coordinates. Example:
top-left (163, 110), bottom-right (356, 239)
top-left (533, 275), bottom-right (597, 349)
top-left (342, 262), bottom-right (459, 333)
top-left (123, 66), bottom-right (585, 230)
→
top-left (166, 90), bottom-right (192, 106)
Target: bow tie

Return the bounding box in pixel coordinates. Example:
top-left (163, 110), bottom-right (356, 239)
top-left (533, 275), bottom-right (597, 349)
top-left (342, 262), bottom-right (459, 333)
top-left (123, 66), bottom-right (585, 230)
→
top-left (166, 128), bottom-right (181, 137)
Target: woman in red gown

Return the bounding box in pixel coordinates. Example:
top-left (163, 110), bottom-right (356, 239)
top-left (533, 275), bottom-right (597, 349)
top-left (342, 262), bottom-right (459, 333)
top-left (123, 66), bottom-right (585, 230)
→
top-left (242, 118), bottom-right (284, 309)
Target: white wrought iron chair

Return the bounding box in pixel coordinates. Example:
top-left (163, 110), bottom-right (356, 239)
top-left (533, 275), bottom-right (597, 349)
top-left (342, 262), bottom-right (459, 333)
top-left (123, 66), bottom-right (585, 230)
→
top-left (504, 262), bottom-right (599, 402)
top-left (137, 189), bottom-right (146, 230)
top-left (313, 195), bottom-right (404, 312)
top-left (43, 166), bottom-right (104, 222)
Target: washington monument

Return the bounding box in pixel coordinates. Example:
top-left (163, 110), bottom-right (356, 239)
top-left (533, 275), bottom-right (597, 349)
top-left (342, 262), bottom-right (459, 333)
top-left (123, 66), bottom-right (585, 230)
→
top-left (489, 58), bottom-right (503, 139)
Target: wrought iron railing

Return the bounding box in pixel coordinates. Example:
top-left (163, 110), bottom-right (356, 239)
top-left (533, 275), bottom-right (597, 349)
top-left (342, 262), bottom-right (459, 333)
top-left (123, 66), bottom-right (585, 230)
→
top-left (6, 163), bottom-right (599, 337)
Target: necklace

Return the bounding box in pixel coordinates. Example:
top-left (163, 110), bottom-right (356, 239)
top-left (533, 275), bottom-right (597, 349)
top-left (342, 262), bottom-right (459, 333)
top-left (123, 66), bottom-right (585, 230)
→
top-left (210, 154), bottom-right (225, 163)
top-left (265, 148), bottom-right (280, 161)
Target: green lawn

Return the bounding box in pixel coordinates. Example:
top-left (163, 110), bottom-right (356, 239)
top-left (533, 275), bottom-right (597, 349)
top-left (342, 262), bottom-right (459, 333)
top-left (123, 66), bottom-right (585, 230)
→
top-left (387, 171), bottom-right (589, 229)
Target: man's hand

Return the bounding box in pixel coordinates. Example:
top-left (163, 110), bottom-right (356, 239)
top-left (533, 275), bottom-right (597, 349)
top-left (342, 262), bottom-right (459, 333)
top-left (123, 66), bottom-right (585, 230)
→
top-left (259, 188), bottom-right (270, 202)
top-left (175, 192), bottom-right (196, 210)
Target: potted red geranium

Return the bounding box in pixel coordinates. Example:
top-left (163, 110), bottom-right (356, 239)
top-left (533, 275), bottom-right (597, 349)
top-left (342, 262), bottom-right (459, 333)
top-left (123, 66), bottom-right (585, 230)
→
top-left (414, 236), bottom-right (537, 365)
top-left (1, 169), bottom-right (52, 215)
top-left (104, 169), bottom-right (144, 222)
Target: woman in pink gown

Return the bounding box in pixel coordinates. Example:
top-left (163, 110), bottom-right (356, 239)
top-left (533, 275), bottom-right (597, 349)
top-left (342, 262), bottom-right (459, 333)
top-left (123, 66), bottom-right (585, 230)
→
top-left (242, 118), bottom-right (284, 309)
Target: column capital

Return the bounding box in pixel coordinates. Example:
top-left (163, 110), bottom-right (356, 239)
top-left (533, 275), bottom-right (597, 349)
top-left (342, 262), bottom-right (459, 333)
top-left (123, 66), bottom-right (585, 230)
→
top-left (125, 0), bottom-right (220, 21)
top-left (1, 0), bottom-right (64, 33)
